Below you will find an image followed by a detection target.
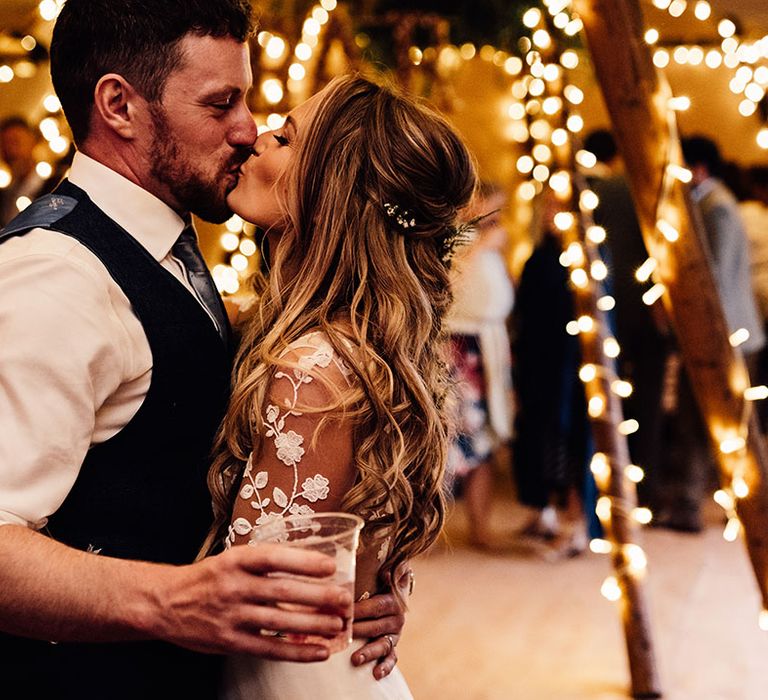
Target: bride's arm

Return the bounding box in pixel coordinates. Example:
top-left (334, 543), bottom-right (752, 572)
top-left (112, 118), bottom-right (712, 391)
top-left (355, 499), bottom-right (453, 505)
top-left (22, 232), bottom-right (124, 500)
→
top-left (233, 341), bottom-right (405, 678)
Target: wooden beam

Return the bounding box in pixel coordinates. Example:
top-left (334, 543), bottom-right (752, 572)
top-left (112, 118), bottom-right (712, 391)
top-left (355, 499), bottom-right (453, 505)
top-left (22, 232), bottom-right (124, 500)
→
top-left (573, 0), bottom-right (768, 628)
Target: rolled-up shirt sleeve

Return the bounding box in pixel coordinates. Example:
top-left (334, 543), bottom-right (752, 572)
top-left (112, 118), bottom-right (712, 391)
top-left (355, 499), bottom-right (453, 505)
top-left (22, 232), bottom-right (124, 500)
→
top-left (0, 236), bottom-right (130, 527)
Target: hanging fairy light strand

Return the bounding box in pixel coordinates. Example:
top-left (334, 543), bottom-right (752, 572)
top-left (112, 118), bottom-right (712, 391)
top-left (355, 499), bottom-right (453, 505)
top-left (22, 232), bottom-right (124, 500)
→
top-left (516, 0), bottom-right (656, 611)
top-left (646, 0), bottom-right (768, 150)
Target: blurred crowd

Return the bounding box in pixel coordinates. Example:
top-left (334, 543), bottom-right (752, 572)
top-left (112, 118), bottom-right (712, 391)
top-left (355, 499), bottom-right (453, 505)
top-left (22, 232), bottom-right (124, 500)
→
top-left (445, 130), bottom-right (768, 557)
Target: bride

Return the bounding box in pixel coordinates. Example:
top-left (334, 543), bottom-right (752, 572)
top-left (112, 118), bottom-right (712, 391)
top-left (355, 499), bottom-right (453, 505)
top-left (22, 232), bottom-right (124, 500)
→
top-left (203, 74), bottom-right (476, 698)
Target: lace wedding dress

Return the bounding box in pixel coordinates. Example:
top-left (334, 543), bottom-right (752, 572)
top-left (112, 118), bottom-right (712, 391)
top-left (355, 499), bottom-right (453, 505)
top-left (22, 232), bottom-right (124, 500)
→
top-left (220, 332), bottom-right (414, 700)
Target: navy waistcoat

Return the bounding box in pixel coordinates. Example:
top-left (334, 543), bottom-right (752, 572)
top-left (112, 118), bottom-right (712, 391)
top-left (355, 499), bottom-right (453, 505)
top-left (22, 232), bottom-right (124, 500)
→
top-left (0, 180), bottom-right (232, 698)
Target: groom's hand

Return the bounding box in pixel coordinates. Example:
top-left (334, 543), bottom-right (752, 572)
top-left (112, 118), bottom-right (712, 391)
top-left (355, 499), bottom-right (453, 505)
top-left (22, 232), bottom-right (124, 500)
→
top-left (148, 543), bottom-right (352, 661)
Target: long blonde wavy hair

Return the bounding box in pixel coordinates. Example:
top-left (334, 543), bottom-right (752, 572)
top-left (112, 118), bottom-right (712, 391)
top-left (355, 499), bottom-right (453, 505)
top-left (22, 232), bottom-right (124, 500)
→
top-left (203, 74), bottom-right (476, 591)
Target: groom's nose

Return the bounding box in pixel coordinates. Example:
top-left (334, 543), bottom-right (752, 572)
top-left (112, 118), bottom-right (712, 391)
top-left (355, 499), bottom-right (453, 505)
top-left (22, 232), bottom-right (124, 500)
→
top-left (227, 103), bottom-right (258, 149)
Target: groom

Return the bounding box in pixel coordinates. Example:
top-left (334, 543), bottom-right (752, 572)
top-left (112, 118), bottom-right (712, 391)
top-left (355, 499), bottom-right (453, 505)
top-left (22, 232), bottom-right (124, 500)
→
top-left (0, 1), bottom-right (402, 697)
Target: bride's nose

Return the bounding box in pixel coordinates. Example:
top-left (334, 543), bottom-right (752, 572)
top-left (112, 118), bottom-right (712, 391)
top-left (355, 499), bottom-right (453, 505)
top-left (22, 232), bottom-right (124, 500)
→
top-left (252, 132), bottom-right (268, 157)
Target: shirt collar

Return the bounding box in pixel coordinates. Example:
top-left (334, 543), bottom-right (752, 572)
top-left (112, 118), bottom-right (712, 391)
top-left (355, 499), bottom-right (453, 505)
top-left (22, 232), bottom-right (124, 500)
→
top-left (67, 151), bottom-right (186, 262)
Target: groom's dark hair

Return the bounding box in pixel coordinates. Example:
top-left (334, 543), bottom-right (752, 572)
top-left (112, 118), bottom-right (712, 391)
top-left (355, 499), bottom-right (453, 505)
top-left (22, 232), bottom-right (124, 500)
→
top-left (50, 0), bottom-right (254, 145)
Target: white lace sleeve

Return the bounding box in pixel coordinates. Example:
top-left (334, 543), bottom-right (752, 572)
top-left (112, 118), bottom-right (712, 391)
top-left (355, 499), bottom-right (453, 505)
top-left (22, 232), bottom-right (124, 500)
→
top-left (227, 332), bottom-right (358, 547)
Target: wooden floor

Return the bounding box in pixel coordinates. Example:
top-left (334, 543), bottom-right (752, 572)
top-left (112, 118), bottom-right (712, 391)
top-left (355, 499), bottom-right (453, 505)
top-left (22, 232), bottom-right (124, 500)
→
top-left (397, 487), bottom-right (768, 700)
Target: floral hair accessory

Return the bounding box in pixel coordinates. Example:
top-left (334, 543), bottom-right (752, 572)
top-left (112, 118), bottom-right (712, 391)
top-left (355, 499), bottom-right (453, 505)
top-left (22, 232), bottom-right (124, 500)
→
top-left (440, 208), bottom-right (501, 266)
top-left (383, 202), bottom-right (417, 229)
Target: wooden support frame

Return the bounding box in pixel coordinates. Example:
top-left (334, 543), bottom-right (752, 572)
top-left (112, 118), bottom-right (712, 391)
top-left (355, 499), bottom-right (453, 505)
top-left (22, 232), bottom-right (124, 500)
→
top-left (573, 0), bottom-right (768, 627)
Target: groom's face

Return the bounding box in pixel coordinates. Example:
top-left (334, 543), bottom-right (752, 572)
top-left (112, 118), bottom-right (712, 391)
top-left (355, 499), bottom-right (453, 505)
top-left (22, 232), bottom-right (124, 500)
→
top-left (147, 34), bottom-right (257, 223)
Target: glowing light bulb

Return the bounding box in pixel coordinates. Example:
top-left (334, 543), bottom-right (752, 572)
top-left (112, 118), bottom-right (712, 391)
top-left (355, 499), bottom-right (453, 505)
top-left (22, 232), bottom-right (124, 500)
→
top-left (0, 169), bottom-right (10, 188)
top-left (642, 283), bottom-right (666, 306)
top-left (571, 268), bottom-right (589, 288)
top-left (542, 97), bottom-right (562, 116)
top-left (321, 0), bottom-right (337, 10)
top-left (668, 96), bottom-right (691, 111)
top-left (516, 156), bottom-right (534, 174)
top-left (653, 50), bottom-right (670, 68)
top-left (565, 18), bottom-right (583, 36)
top-left (575, 150), bottom-right (598, 169)
top-left (579, 364), bottom-right (597, 382)
top-left (625, 465), bottom-right (645, 483)
top-left (733, 476), bottom-right (750, 499)
top-left (597, 295), bottom-right (615, 311)
top-left (645, 29), bottom-right (659, 45)
top-left (591, 260), bottom-right (608, 280)
top-left (518, 181), bottom-right (537, 201)
top-left (657, 220), bottom-right (679, 242)
top-left (265, 36), bottom-right (286, 60)
top-left (667, 164), bottom-right (693, 182)
top-left (303, 18), bottom-right (321, 36)
top-left (587, 226), bottom-right (607, 244)
top-left (668, 0), bottom-right (687, 17)
top-left (543, 63), bottom-right (560, 82)
top-left (0, 65), bottom-right (12, 83)
top-left (532, 30), bottom-right (552, 50)
top-left (552, 128), bottom-right (568, 146)
top-left (549, 171), bottom-right (571, 194)
top-left (533, 143), bottom-right (553, 162)
top-left (16, 196), bottom-right (32, 212)
top-left (49, 136), bottom-right (69, 154)
top-left (635, 257), bottom-right (658, 283)
top-left (35, 162), bottom-right (52, 179)
top-left (564, 85), bottom-right (584, 105)
top-left (566, 321), bottom-right (580, 336)
top-left (612, 380), bottom-right (633, 398)
top-left (653, 0), bottom-right (672, 10)
top-left (746, 385), bottom-right (768, 400)
top-left (624, 544), bottom-right (647, 572)
top-left (590, 452), bottom-right (609, 478)
top-left (746, 83), bottom-right (765, 103)
top-left (720, 436), bottom-right (746, 454)
top-left (694, 1), bottom-right (711, 20)
top-left (312, 6), bottom-right (329, 24)
top-left (714, 489), bottom-right (735, 510)
top-left (673, 46), bottom-right (689, 65)
top-left (225, 215), bottom-right (244, 233)
top-left (619, 419), bottom-right (640, 435)
top-left (588, 395), bottom-right (605, 417)
top-left (295, 43), bottom-right (312, 61)
top-left (43, 94), bottom-right (61, 113)
top-left (633, 507), bottom-right (653, 525)
top-left (759, 610), bottom-right (768, 631)
top-left (759, 129), bottom-right (768, 150)
top-left (504, 57), bottom-right (523, 75)
top-left (596, 496), bottom-right (612, 521)
top-left (729, 328), bottom-right (750, 347)
top-left (21, 34), bottom-right (36, 51)
top-left (261, 79), bottom-right (284, 105)
top-left (554, 212), bottom-right (575, 231)
top-left (601, 576), bottom-right (622, 602)
top-left (718, 19), bottom-right (736, 38)
top-left (231, 253), bottom-right (248, 272)
top-left (239, 239), bottom-right (257, 256)
top-left (581, 190), bottom-right (600, 211)
top-left (39, 117), bottom-right (59, 141)
top-left (566, 242), bottom-right (584, 265)
top-left (532, 165), bottom-right (550, 182)
top-left (560, 51), bottom-right (579, 69)
top-left (603, 337), bottom-right (620, 358)
top-left (39, 0), bottom-right (59, 21)
top-left (577, 315), bottom-right (594, 332)
top-left (739, 100), bottom-right (757, 117)
top-left (523, 7), bottom-right (542, 28)
top-left (567, 115), bottom-right (584, 133)
top-left (590, 538), bottom-right (613, 554)
top-left (220, 232), bottom-right (240, 251)
top-left (266, 113), bottom-right (286, 130)
top-left (288, 63), bottom-right (306, 81)
top-left (705, 50), bottom-right (722, 68)
top-left (723, 517), bottom-right (741, 541)
top-left (687, 46), bottom-right (704, 65)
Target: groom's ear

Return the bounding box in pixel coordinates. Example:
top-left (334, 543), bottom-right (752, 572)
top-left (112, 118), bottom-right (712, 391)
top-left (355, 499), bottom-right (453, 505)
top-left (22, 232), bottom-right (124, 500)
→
top-left (92, 73), bottom-right (144, 140)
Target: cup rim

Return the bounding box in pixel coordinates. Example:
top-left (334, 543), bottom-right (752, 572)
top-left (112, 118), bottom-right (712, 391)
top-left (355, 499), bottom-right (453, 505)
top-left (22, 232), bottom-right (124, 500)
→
top-left (250, 511), bottom-right (365, 544)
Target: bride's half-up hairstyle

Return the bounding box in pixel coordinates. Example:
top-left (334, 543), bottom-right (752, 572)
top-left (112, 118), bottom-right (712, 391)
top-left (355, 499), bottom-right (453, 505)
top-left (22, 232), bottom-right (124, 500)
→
top-left (204, 74), bottom-right (476, 592)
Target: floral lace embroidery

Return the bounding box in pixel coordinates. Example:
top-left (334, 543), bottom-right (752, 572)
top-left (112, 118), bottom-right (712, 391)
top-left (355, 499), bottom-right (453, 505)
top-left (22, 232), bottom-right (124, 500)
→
top-left (227, 333), bottom-right (352, 547)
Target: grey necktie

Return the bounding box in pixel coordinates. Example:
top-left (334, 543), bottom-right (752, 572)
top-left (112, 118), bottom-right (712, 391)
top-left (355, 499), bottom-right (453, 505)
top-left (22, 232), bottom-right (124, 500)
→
top-left (172, 226), bottom-right (229, 343)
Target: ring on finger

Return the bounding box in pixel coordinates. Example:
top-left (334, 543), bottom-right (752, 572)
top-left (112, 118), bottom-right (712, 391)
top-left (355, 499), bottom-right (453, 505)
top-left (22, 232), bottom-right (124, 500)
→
top-left (384, 634), bottom-right (395, 654)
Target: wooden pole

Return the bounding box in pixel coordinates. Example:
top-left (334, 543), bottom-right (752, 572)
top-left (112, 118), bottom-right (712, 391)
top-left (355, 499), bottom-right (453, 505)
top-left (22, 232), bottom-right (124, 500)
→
top-left (573, 0), bottom-right (768, 614)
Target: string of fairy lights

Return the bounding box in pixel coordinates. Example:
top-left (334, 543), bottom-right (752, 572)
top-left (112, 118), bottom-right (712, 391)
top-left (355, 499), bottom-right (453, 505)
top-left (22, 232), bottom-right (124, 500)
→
top-left (646, 0), bottom-right (768, 149)
top-left (511, 0), bottom-right (655, 609)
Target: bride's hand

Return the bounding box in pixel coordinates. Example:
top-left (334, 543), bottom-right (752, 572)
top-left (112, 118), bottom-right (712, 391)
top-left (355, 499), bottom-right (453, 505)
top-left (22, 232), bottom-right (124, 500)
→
top-left (350, 562), bottom-right (413, 679)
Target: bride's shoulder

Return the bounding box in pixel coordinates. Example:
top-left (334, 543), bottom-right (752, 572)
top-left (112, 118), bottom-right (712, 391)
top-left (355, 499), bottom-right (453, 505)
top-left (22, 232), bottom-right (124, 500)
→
top-left (276, 329), bottom-right (357, 387)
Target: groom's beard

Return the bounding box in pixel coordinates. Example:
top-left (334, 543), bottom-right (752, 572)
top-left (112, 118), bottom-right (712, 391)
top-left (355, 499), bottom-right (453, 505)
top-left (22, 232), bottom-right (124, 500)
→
top-left (148, 104), bottom-right (250, 223)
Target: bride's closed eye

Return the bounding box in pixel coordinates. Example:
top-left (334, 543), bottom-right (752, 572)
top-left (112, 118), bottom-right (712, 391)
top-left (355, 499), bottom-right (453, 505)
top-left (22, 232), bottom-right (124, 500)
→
top-left (273, 133), bottom-right (289, 146)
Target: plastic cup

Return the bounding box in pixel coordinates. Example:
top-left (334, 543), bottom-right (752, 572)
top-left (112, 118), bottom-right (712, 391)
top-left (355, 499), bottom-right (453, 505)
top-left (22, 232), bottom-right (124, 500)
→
top-left (249, 512), bottom-right (364, 653)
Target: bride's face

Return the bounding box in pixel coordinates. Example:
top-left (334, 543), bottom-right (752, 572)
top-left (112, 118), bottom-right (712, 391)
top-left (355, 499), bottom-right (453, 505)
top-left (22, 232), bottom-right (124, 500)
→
top-left (227, 92), bottom-right (322, 230)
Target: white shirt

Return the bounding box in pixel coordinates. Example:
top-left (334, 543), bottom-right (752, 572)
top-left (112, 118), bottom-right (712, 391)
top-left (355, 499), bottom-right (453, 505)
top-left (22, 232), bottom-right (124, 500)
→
top-left (0, 152), bottom-right (212, 527)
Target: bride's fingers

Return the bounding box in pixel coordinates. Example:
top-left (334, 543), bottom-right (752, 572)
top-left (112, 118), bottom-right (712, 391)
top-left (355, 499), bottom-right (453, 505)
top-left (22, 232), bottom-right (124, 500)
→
top-left (373, 649), bottom-right (398, 680)
top-left (352, 612), bottom-right (404, 640)
top-left (350, 633), bottom-right (400, 668)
